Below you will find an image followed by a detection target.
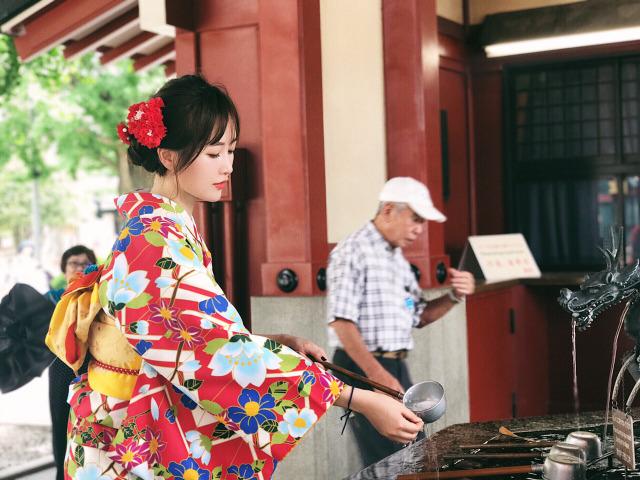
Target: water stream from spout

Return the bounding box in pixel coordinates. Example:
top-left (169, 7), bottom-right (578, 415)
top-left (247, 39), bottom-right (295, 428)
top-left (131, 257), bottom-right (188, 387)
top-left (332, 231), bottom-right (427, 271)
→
top-left (423, 423), bottom-right (439, 476)
top-left (603, 300), bottom-right (631, 444)
top-left (571, 319), bottom-right (582, 428)
top-left (400, 423), bottom-right (438, 476)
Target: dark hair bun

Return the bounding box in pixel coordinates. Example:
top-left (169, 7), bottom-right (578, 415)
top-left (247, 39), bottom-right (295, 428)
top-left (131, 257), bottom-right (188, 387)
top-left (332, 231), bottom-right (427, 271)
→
top-left (127, 138), bottom-right (166, 174)
top-left (124, 75), bottom-right (240, 177)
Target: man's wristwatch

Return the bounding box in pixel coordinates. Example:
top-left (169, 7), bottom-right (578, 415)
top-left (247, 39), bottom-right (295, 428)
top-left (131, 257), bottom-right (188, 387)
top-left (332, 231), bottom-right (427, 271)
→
top-left (448, 290), bottom-right (464, 304)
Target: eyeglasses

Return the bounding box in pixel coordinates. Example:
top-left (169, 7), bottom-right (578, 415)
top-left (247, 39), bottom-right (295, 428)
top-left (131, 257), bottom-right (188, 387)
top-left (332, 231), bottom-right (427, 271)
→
top-left (67, 261), bottom-right (91, 270)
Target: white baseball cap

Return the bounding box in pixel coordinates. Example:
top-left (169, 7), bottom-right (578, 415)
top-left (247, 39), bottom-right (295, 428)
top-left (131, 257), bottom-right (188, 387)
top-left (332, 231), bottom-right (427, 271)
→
top-left (378, 177), bottom-right (446, 222)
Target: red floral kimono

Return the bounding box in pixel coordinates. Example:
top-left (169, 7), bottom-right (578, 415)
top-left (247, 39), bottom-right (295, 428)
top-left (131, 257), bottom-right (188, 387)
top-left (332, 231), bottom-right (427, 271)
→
top-left (47, 192), bottom-right (344, 480)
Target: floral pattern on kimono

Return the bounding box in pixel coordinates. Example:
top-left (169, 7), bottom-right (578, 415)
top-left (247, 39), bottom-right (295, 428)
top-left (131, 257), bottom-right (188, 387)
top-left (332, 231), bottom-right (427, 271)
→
top-left (64, 192), bottom-right (344, 480)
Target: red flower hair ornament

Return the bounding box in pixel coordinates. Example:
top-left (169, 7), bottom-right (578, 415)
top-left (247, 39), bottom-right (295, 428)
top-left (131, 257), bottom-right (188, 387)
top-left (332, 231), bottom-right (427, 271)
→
top-left (117, 97), bottom-right (167, 148)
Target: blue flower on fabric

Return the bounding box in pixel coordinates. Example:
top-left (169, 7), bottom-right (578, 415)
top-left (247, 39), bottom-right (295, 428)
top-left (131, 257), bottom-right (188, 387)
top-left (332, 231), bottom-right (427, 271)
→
top-left (228, 464), bottom-right (257, 480)
top-left (172, 385), bottom-right (198, 410)
top-left (199, 295), bottom-right (229, 314)
top-left (165, 406), bottom-right (176, 423)
top-left (135, 340), bottom-right (152, 355)
top-left (168, 457), bottom-right (210, 480)
top-left (106, 254), bottom-right (150, 307)
top-left (138, 205), bottom-right (154, 216)
top-left (113, 216), bottom-right (144, 252)
top-left (277, 407), bottom-right (317, 438)
top-left (301, 371), bottom-right (316, 385)
top-left (227, 389), bottom-right (276, 434)
top-left (84, 264), bottom-right (98, 274)
top-left (185, 430), bottom-right (211, 465)
top-left (208, 339), bottom-right (282, 388)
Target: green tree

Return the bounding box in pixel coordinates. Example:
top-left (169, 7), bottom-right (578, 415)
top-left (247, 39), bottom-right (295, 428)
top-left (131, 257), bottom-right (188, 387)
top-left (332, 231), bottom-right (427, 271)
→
top-left (0, 34), bottom-right (166, 191)
top-left (0, 163), bottom-right (71, 246)
top-left (53, 54), bottom-right (166, 191)
top-left (0, 33), bottom-right (166, 253)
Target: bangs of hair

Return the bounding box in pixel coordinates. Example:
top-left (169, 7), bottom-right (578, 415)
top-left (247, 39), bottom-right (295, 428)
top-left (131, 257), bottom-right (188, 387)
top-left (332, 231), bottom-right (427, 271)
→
top-left (173, 84), bottom-right (240, 173)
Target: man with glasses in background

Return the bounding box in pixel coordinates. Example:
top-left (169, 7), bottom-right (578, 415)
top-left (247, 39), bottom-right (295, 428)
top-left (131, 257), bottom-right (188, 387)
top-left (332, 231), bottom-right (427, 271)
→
top-left (46, 245), bottom-right (97, 480)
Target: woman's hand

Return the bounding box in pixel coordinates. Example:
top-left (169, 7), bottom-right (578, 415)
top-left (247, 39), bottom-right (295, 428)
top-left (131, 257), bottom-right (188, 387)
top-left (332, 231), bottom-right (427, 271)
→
top-left (265, 334), bottom-right (328, 362)
top-left (347, 388), bottom-right (423, 443)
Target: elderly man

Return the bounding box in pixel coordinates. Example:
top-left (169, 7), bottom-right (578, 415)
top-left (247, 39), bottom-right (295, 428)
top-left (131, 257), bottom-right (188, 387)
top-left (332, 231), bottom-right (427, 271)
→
top-left (327, 177), bottom-right (475, 467)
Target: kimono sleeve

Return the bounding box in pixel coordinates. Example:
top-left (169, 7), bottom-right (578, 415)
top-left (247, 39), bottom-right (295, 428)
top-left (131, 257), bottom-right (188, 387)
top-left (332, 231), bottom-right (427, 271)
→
top-left (99, 214), bottom-right (344, 463)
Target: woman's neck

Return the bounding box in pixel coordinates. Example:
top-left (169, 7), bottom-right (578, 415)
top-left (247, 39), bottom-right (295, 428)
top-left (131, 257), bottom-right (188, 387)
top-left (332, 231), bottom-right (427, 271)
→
top-left (150, 175), bottom-right (194, 215)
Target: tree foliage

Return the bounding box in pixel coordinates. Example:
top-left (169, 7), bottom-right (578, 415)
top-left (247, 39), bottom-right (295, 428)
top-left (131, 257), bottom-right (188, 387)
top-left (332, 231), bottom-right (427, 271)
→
top-left (0, 34), bottom-right (166, 190)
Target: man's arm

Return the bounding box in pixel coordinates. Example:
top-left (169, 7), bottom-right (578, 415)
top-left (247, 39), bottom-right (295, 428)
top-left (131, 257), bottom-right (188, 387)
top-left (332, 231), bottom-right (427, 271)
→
top-left (417, 268), bottom-right (475, 328)
top-left (331, 318), bottom-right (405, 393)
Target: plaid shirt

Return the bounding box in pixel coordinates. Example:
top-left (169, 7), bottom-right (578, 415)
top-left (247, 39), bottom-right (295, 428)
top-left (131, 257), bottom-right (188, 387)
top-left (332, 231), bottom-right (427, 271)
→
top-left (327, 221), bottom-right (427, 351)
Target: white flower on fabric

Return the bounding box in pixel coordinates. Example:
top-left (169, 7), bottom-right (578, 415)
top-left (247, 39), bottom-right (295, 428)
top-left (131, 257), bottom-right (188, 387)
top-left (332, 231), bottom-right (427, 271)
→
top-left (131, 320), bottom-right (149, 335)
top-left (178, 360), bottom-right (202, 373)
top-left (151, 398), bottom-right (159, 420)
top-left (166, 238), bottom-right (203, 270)
top-left (141, 362), bottom-right (158, 378)
top-left (155, 277), bottom-right (176, 289)
top-left (208, 339), bottom-right (282, 388)
top-left (201, 318), bottom-right (214, 329)
top-left (106, 255), bottom-right (150, 306)
top-left (130, 462), bottom-right (153, 480)
top-left (76, 464), bottom-right (111, 480)
top-left (185, 430), bottom-right (212, 465)
top-left (277, 407), bottom-right (318, 438)
top-left (165, 212), bottom-right (188, 234)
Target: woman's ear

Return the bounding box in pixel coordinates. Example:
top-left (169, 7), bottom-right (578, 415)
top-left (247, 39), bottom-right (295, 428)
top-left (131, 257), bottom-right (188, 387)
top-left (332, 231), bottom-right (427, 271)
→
top-left (157, 148), bottom-right (178, 172)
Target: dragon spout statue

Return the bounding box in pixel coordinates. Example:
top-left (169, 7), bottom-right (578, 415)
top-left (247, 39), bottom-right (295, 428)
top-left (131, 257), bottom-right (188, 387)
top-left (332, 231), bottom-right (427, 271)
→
top-left (558, 228), bottom-right (640, 403)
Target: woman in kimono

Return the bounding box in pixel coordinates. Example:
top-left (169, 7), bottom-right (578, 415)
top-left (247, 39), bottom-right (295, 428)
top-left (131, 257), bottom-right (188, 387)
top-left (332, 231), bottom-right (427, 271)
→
top-left (46, 75), bottom-right (423, 480)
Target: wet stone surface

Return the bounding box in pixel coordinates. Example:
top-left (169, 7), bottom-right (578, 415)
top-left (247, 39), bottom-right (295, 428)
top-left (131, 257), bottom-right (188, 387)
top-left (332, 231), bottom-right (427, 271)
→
top-left (348, 409), bottom-right (640, 479)
top-left (0, 424), bottom-right (52, 470)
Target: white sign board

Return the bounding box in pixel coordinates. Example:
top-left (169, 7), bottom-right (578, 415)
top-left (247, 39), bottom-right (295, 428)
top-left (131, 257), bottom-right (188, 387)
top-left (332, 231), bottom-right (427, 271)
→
top-left (459, 234), bottom-right (541, 282)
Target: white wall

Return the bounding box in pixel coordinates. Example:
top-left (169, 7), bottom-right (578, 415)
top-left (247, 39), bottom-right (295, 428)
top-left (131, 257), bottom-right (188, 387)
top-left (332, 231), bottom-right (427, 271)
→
top-left (437, 0), bottom-right (464, 24)
top-left (320, 0), bottom-right (388, 244)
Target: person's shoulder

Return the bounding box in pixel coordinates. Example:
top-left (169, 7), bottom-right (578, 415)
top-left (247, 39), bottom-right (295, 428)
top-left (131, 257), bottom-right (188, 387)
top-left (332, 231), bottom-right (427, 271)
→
top-left (114, 191), bottom-right (173, 218)
top-left (330, 223), bottom-right (371, 262)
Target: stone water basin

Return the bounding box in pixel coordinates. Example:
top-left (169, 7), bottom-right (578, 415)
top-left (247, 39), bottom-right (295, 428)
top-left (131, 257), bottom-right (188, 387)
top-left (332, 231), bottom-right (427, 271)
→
top-left (347, 409), bottom-right (640, 480)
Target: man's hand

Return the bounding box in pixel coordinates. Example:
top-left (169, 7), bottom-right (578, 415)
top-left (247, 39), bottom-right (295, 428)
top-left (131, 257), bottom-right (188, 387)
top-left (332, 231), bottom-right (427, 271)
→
top-left (449, 268), bottom-right (475, 299)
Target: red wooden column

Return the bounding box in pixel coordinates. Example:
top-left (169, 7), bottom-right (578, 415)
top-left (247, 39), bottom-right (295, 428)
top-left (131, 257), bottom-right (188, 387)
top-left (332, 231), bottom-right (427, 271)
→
top-left (257, 0), bottom-right (328, 296)
top-left (382, 0), bottom-right (448, 287)
top-left (178, 0), bottom-right (327, 297)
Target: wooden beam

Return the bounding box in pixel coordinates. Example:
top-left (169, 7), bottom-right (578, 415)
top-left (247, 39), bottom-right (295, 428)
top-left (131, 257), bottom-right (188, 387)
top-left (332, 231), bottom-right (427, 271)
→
top-left (64, 6), bottom-right (138, 60)
top-left (1, 0), bottom-right (57, 35)
top-left (133, 41), bottom-right (175, 72)
top-left (13, 0), bottom-right (133, 61)
top-left (99, 30), bottom-right (157, 65)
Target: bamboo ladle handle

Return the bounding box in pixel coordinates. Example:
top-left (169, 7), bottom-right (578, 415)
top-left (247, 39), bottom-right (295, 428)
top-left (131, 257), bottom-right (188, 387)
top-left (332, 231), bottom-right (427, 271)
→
top-left (311, 356), bottom-right (404, 400)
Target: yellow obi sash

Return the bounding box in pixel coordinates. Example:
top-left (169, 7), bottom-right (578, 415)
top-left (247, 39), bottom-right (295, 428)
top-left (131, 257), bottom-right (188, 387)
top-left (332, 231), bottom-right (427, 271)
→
top-left (46, 266), bottom-right (142, 400)
top-left (87, 313), bottom-right (142, 400)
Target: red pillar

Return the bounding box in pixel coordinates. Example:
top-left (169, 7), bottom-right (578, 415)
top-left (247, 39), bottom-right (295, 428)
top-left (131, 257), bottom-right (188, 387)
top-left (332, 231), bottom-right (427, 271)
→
top-left (178, 0), bottom-right (328, 297)
top-left (382, 0), bottom-right (448, 287)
